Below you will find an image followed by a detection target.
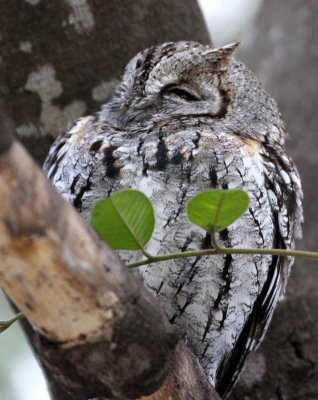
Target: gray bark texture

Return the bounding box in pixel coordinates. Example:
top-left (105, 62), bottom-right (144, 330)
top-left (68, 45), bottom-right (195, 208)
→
top-left (0, 0), bottom-right (209, 165)
top-left (230, 1), bottom-right (318, 399)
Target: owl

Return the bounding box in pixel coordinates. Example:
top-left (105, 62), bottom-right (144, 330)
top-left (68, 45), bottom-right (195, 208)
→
top-left (43, 42), bottom-right (303, 398)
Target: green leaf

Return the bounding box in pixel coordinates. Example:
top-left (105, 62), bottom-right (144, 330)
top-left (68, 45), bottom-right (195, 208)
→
top-left (0, 313), bottom-right (23, 334)
top-left (90, 189), bottom-right (155, 250)
top-left (187, 189), bottom-right (249, 232)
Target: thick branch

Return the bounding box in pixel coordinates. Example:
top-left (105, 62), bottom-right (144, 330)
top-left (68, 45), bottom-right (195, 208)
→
top-left (139, 341), bottom-right (220, 400)
top-left (0, 111), bottom-right (219, 399)
top-left (0, 137), bottom-right (176, 398)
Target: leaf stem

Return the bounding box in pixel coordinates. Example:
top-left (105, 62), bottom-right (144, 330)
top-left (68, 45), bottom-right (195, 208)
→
top-left (128, 249), bottom-right (216, 268)
top-left (211, 228), bottom-right (221, 251)
top-left (127, 246), bottom-right (318, 269)
top-left (0, 312), bottom-right (24, 334)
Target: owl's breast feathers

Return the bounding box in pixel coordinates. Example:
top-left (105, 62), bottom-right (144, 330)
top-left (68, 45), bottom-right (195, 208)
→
top-left (237, 136), bottom-right (262, 154)
top-left (44, 111), bottom-right (302, 398)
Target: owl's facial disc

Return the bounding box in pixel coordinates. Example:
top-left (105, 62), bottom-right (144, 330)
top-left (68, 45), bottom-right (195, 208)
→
top-left (126, 44), bottom-right (236, 123)
top-left (107, 41), bottom-right (236, 126)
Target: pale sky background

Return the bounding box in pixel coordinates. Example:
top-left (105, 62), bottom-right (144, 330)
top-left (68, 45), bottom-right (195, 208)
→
top-left (198, 0), bottom-right (263, 46)
top-left (0, 1), bottom-right (263, 399)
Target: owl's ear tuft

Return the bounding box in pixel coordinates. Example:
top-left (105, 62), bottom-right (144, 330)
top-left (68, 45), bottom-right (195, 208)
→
top-left (218, 42), bottom-right (239, 64)
top-left (202, 42), bottom-right (239, 68)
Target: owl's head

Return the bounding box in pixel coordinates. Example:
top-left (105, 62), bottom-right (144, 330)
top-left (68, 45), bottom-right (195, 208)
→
top-left (103, 41), bottom-right (284, 143)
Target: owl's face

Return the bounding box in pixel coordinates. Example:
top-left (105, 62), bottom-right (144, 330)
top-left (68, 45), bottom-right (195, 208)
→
top-left (104, 41), bottom-right (285, 144)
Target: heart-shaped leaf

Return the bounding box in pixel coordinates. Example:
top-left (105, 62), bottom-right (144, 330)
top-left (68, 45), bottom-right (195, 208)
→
top-left (187, 189), bottom-right (249, 232)
top-left (90, 189), bottom-right (155, 250)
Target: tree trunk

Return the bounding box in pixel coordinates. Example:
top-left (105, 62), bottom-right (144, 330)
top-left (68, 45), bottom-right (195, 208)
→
top-left (230, 1), bottom-right (318, 398)
top-left (0, 0), bottom-right (210, 164)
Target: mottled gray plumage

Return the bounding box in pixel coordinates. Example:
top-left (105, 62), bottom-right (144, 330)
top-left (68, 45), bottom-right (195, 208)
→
top-left (43, 41), bottom-right (303, 397)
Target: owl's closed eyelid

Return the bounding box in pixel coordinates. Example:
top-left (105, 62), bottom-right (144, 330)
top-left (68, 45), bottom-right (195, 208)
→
top-left (161, 84), bottom-right (201, 102)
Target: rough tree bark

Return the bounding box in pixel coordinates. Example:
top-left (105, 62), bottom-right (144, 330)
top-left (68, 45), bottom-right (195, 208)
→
top-left (0, 1), bottom-right (221, 399)
top-left (0, 105), bottom-right (221, 399)
top-left (230, 1), bottom-right (318, 399)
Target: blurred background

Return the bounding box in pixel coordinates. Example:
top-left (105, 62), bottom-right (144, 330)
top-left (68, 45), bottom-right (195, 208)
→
top-left (2, 0), bottom-right (318, 398)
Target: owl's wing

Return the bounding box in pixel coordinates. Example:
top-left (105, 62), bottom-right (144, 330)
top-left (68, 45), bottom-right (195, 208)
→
top-left (44, 114), bottom-right (130, 222)
top-left (215, 143), bottom-right (303, 398)
top-left (43, 116), bottom-right (93, 180)
top-left (43, 115), bottom-right (110, 210)
top-left (215, 227), bottom-right (285, 397)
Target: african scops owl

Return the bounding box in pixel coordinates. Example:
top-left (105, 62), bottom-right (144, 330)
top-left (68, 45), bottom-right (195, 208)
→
top-left (43, 42), bottom-right (303, 398)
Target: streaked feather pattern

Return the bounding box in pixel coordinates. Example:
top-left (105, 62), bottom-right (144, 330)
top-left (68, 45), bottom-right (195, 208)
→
top-left (44, 42), bottom-right (303, 398)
